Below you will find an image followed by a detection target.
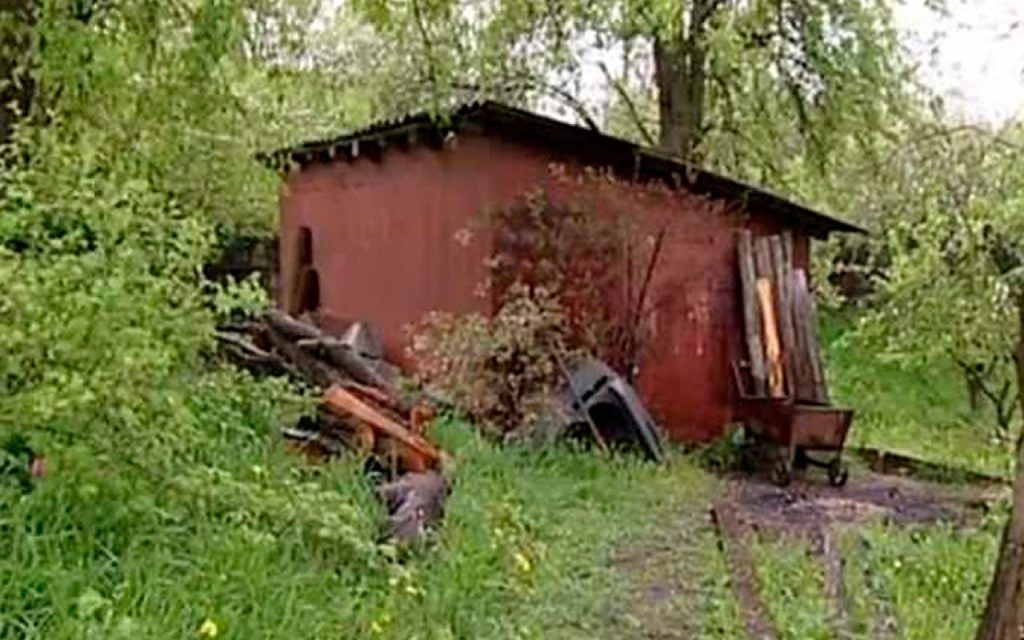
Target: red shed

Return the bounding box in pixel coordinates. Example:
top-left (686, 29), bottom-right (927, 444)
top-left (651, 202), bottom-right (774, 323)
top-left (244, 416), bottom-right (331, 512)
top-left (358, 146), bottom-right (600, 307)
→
top-left (271, 102), bottom-right (863, 442)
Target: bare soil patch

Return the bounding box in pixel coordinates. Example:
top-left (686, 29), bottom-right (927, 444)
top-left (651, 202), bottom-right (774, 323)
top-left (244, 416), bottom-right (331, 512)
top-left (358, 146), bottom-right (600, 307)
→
top-left (731, 470), bottom-right (1000, 536)
top-left (711, 468), bottom-right (1003, 639)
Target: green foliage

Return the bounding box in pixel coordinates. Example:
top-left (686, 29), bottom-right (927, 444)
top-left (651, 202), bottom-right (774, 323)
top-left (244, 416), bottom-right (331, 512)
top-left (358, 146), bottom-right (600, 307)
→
top-left (0, 0), bottom-right (1017, 636)
top-left (486, 183), bottom-right (627, 358)
top-left (0, 412), bottom-right (723, 637)
top-left (0, 4), bottom-right (386, 637)
top-left (409, 284), bottom-right (574, 436)
top-left (350, 0), bottom-right (918, 195)
top-left (700, 535), bottom-right (747, 639)
top-left (753, 538), bottom-right (834, 640)
top-left (842, 522), bottom-right (1001, 640)
top-left (822, 311), bottom-right (1015, 475)
top-left (838, 125), bottom-right (1024, 444)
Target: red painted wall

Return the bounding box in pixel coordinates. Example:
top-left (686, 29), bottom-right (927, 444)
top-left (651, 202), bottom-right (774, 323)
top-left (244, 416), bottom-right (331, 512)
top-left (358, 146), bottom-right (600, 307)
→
top-left (279, 131), bottom-right (812, 442)
top-left (279, 135), bottom-right (552, 350)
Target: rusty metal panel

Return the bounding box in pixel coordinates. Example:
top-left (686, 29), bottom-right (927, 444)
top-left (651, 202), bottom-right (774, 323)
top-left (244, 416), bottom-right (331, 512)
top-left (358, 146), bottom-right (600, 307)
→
top-left (279, 134), bottom-right (555, 363)
top-left (278, 130), bottom-right (819, 443)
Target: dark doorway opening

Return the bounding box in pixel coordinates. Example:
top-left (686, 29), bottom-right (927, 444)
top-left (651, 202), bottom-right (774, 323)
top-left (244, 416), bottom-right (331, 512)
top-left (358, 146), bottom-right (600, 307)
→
top-left (290, 226), bottom-right (321, 315)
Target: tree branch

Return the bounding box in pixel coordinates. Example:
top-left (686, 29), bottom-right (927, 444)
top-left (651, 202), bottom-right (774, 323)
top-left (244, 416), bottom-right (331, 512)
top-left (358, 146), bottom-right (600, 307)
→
top-left (410, 0), bottom-right (442, 106)
top-left (450, 78), bottom-right (600, 132)
top-left (598, 61), bottom-right (656, 147)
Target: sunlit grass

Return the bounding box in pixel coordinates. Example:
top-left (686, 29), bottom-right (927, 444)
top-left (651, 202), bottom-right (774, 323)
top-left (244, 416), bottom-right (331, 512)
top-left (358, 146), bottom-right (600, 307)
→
top-left (841, 522), bottom-right (999, 640)
top-left (752, 537), bottom-right (833, 640)
top-left (822, 312), bottom-right (1016, 476)
top-left (0, 412), bottom-right (727, 639)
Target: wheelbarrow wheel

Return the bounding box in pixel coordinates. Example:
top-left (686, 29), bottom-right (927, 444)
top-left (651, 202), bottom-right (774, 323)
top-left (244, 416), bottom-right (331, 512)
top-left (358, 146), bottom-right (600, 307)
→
top-left (827, 458), bottom-right (849, 487)
top-left (770, 457), bottom-right (792, 487)
top-left (793, 448), bottom-right (810, 471)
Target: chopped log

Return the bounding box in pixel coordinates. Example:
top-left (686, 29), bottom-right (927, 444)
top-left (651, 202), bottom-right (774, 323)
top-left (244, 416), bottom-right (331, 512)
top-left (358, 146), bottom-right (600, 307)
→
top-left (770, 235), bottom-right (800, 398)
top-left (215, 331), bottom-right (295, 378)
top-left (343, 380), bottom-right (412, 415)
top-left (409, 404), bottom-right (437, 435)
top-left (265, 308), bottom-right (395, 391)
top-left (757, 278), bottom-right (785, 398)
top-left (321, 385), bottom-right (442, 471)
top-left (263, 308), bottom-right (321, 341)
top-left (342, 383), bottom-right (418, 434)
top-left (298, 337), bottom-right (394, 391)
top-left (263, 324), bottom-right (344, 388)
top-left (737, 231), bottom-right (767, 396)
top-left (793, 269), bottom-right (829, 403)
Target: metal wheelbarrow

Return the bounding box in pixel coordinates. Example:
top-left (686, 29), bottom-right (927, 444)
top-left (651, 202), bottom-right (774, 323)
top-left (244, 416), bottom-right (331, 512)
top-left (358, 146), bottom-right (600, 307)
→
top-left (732, 361), bottom-right (853, 487)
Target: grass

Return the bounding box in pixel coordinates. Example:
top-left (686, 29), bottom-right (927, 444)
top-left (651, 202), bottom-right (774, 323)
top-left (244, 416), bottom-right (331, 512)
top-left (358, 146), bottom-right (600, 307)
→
top-left (733, 310), bottom-right (1012, 640)
top-left (821, 311), bottom-right (1016, 476)
top-left (0, 413), bottom-right (731, 639)
top-left (745, 522), bottom-right (1002, 640)
top-left (753, 538), bottom-right (834, 640)
top-left (0, 307), bottom-right (1012, 639)
top-left (841, 522), bottom-right (1000, 640)
top-left (700, 536), bottom-right (747, 640)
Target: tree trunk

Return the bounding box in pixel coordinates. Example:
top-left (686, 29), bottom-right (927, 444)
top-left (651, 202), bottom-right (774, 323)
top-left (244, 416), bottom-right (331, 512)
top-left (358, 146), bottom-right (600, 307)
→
top-left (653, 0), bottom-right (716, 160)
top-left (976, 294), bottom-right (1024, 640)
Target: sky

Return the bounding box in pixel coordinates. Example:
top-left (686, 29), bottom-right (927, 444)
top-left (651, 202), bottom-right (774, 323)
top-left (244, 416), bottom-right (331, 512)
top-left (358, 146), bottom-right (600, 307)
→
top-left (896, 0), bottom-right (1024, 123)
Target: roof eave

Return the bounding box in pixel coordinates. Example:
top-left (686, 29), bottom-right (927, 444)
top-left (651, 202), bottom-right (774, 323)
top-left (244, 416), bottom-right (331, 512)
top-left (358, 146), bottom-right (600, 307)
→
top-left (267, 100), bottom-right (868, 237)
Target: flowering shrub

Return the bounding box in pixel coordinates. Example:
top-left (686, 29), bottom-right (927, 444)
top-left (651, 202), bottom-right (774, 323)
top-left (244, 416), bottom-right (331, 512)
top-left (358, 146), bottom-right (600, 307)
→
top-left (409, 169), bottom-right (678, 435)
top-left (408, 284), bottom-right (574, 435)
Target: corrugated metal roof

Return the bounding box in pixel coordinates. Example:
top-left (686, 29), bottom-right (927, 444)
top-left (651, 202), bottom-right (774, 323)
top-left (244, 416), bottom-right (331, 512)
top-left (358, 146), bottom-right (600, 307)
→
top-left (267, 101), bottom-right (866, 236)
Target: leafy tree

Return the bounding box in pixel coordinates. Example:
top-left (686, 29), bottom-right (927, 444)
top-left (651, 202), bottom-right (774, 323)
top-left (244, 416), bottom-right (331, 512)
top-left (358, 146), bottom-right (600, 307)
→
top-left (0, 4), bottom-right (393, 631)
top-left (857, 122), bottom-right (1024, 639)
top-left (351, 0), bottom-right (916, 186)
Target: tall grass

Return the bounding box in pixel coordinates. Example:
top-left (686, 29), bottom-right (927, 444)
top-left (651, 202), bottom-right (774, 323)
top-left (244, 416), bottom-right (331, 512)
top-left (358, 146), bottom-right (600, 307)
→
top-left (841, 522), bottom-right (1000, 640)
top-left (1, 410), bottom-right (723, 639)
top-left (821, 311), bottom-right (1016, 475)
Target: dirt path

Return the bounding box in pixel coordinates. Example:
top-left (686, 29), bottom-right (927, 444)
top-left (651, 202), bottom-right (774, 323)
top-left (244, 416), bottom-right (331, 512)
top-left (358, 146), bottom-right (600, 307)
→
top-left (711, 499), bottom-right (779, 640)
top-left (608, 466), bottom-right (1001, 640)
top-left (712, 469), bottom-right (1000, 639)
top-left (603, 509), bottom-right (709, 639)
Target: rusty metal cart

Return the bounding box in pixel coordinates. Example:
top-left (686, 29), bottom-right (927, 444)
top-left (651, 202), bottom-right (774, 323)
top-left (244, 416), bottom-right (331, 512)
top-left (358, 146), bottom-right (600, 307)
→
top-left (733, 361), bottom-right (853, 487)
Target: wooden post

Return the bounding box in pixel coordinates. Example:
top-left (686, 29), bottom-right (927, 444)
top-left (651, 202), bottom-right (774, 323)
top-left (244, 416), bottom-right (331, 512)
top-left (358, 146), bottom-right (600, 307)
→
top-left (737, 230), bottom-right (766, 395)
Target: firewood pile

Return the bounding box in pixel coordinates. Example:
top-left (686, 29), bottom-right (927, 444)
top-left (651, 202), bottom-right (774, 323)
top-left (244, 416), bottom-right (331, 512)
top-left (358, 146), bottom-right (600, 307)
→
top-left (217, 309), bottom-right (448, 543)
top-left (736, 230), bottom-right (829, 402)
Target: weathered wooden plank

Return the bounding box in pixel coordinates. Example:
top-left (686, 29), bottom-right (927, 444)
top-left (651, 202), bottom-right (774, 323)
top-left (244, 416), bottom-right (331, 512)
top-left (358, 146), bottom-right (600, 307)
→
top-left (781, 232), bottom-right (816, 401)
top-left (781, 234), bottom-right (811, 399)
top-left (321, 384), bottom-right (442, 470)
top-left (737, 230), bottom-right (766, 396)
top-left (753, 235), bottom-right (773, 279)
top-left (755, 236), bottom-right (785, 397)
top-left (789, 270), bottom-right (816, 403)
top-left (793, 269), bottom-right (829, 403)
top-left (769, 235), bottom-right (800, 398)
top-left (757, 278), bottom-right (785, 398)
